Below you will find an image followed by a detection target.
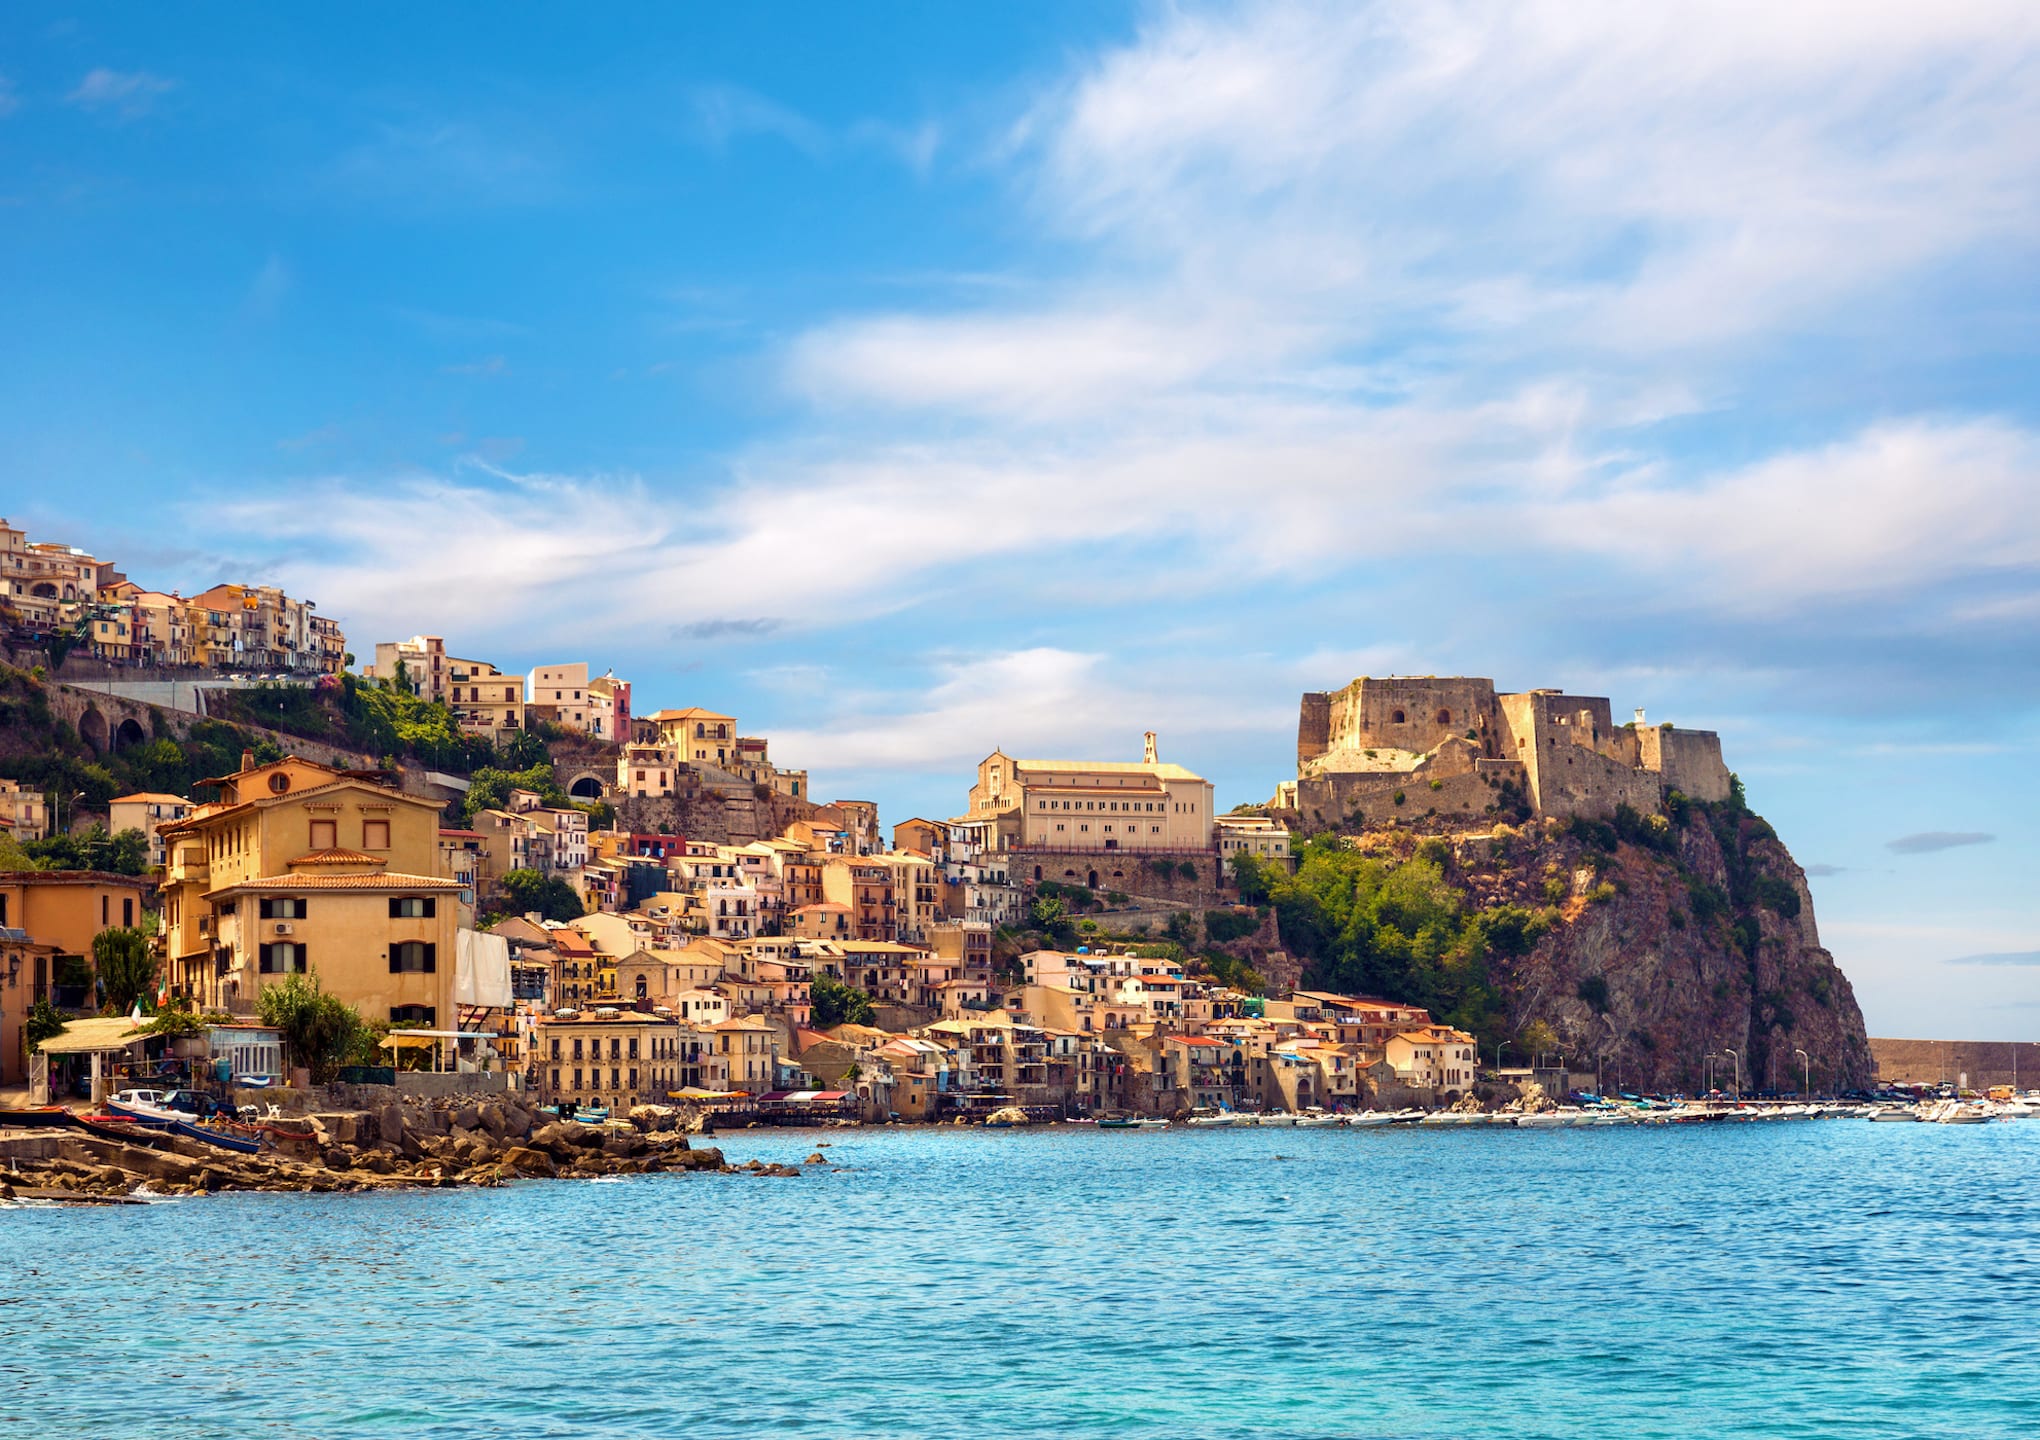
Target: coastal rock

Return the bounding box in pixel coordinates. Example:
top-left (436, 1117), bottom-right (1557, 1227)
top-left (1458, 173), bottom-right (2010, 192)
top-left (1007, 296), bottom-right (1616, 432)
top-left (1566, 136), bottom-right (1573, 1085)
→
top-left (500, 1146), bottom-right (558, 1177)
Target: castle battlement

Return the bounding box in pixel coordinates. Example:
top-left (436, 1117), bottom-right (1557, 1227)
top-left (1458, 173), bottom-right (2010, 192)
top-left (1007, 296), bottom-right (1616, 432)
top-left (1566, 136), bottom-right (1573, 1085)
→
top-left (1286, 676), bottom-right (1730, 828)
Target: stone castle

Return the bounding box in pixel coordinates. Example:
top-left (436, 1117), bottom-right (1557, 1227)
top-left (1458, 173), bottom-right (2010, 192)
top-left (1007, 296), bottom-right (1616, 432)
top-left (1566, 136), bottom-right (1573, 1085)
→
top-left (1274, 676), bottom-right (1733, 828)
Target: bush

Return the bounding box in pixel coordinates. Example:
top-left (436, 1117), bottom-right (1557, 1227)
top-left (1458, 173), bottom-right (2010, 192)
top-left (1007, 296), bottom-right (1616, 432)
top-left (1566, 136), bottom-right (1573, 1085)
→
top-left (1587, 882), bottom-right (1618, 905)
top-left (1204, 909), bottom-right (1258, 944)
top-left (1392, 790), bottom-right (1406, 807)
top-left (501, 869), bottom-right (585, 922)
top-left (1576, 975), bottom-right (1611, 1012)
top-left (257, 971), bottom-right (368, 1084)
top-left (810, 974), bottom-right (876, 1028)
top-left (92, 927), bottom-right (157, 1014)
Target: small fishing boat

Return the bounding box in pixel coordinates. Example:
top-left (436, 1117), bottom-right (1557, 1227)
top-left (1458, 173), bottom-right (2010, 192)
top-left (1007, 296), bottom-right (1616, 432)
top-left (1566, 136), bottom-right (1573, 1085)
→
top-left (108, 1092), bottom-right (264, 1154)
top-left (0, 1105), bottom-right (82, 1128)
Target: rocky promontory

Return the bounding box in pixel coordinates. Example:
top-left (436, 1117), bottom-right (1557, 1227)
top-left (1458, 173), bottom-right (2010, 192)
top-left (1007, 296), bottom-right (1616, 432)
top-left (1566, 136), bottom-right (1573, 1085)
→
top-left (0, 1096), bottom-right (829, 1203)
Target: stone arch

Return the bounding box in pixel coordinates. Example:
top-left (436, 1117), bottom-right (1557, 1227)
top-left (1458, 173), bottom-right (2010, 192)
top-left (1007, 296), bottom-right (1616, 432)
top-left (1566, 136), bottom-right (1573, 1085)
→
top-left (567, 772), bottom-right (607, 800)
top-left (1087, 869), bottom-right (1099, 888)
top-left (1390, 709), bottom-right (1407, 724)
top-left (1435, 708), bottom-right (1452, 725)
top-left (30, 581), bottom-right (57, 599)
top-left (78, 706), bottom-right (108, 753)
top-left (114, 717), bottom-right (146, 752)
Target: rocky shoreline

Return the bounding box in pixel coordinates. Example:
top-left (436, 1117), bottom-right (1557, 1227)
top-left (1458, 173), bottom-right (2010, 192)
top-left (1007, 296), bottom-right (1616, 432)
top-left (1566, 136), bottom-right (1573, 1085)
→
top-left (0, 1097), bottom-right (827, 1202)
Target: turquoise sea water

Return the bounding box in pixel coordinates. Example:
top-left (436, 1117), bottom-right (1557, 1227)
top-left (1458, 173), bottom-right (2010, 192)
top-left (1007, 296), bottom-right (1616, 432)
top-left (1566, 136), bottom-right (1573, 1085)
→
top-left (4, 1120), bottom-right (2038, 1439)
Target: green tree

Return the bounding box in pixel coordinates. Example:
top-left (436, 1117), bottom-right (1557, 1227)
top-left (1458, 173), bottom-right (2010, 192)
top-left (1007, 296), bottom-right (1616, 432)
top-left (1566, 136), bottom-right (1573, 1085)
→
top-left (24, 996), bottom-right (67, 1050)
top-left (92, 926), bottom-right (157, 1014)
top-left (810, 974), bottom-right (877, 1028)
top-left (25, 824), bottom-right (150, 875)
top-left (1031, 894), bottom-right (1074, 945)
top-left (1519, 1019), bottom-right (1560, 1065)
top-left (501, 868), bottom-right (585, 922)
top-left (257, 971), bottom-right (368, 1084)
top-left (1229, 850), bottom-right (1275, 904)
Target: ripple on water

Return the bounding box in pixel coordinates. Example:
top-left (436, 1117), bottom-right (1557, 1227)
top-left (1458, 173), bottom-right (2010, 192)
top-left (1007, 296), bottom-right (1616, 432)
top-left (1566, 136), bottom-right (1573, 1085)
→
top-left (2, 1122), bottom-right (2038, 1438)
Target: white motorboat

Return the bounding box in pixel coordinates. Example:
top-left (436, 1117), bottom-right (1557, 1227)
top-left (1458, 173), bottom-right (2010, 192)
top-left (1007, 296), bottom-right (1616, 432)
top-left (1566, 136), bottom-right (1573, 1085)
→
top-left (1255, 1112), bottom-right (1300, 1127)
top-left (1513, 1112), bottom-right (1567, 1128)
top-left (1868, 1105), bottom-right (1922, 1121)
top-left (1344, 1113), bottom-right (1394, 1128)
top-left (1293, 1110), bottom-right (1344, 1127)
top-left (1182, 1108), bottom-right (1242, 1127)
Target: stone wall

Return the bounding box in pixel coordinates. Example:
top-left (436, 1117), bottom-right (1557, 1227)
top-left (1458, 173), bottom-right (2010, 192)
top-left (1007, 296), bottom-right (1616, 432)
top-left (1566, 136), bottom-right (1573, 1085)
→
top-left (1012, 848), bottom-right (1231, 907)
top-left (1290, 766), bottom-right (1514, 834)
top-left (1637, 726), bottom-right (1733, 804)
top-left (1871, 1038), bottom-right (2040, 1091)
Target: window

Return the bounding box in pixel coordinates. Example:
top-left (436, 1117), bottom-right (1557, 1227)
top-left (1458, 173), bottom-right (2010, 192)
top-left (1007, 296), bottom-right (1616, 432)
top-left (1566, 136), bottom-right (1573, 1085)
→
top-left (123, 897), bottom-right (134, 927)
top-left (574, 1068), bottom-right (584, 1089)
top-left (610, 1038), bottom-right (621, 1060)
top-left (551, 1038), bottom-right (561, 1060)
top-left (363, 820), bottom-right (391, 850)
top-left (101, 896), bottom-right (109, 925)
top-left (260, 897), bottom-right (308, 920)
top-left (388, 897), bottom-right (436, 919)
top-left (551, 1068), bottom-right (560, 1089)
top-left (572, 1038), bottom-right (584, 1060)
top-left (258, 942), bottom-right (307, 974)
top-left (628, 1068), bottom-right (639, 1089)
top-left (628, 1038), bottom-right (639, 1059)
top-left (310, 820), bottom-right (337, 849)
top-left (610, 1068), bottom-right (621, 1088)
top-left (389, 941), bottom-right (437, 973)
top-left (390, 1004), bottom-right (436, 1025)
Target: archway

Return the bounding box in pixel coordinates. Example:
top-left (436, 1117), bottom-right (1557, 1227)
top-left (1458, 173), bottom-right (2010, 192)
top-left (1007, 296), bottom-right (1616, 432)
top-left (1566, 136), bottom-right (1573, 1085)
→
top-left (568, 774), bottom-right (606, 800)
top-left (1435, 708), bottom-right (1452, 725)
top-left (78, 706), bottom-right (108, 753)
top-left (30, 582), bottom-right (57, 599)
top-left (1087, 869), bottom-right (1098, 889)
top-left (1390, 709), bottom-right (1407, 724)
top-left (114, 717), bottom-right (146, 752)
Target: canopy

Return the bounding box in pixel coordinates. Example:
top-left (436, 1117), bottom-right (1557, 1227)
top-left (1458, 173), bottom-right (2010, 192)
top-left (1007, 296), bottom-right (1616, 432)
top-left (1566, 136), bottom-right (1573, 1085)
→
top-left (670, 1087), bottom-right (745, 1100)
top-left (35, 1017), bottom-right (148, 1055)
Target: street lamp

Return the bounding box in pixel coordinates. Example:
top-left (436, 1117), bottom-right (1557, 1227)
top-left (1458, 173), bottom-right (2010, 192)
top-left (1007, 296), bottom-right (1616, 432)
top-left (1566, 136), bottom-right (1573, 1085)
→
top-left (1721, 1047), bottom-right (1741, 1099)
top-left (1793, 1047), bottom-right (1811, 1097)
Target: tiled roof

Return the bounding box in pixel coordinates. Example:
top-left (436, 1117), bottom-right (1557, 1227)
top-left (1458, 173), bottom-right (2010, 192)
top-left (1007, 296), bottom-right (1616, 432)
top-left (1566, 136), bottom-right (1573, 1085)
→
top-left (206, 871), bottom-right (463, 896)
top-left (289, 848), bottom-right (386, 867)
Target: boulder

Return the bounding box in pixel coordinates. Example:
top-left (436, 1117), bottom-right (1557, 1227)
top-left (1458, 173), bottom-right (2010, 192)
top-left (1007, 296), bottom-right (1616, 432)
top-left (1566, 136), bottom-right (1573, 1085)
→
top-left (477, 1101), bottom-right (511, 1139)
top-left (323, 1148), bottom-right (353, 1171)
top-left (805, 1153), bottom-right (826, 1165)
top-left (500, 1146), bottom-right (558, 1178)
top-left (452, 1102), bottom-right (481, 1132)
top-left (629, 1104), bottom-right (679, 1133)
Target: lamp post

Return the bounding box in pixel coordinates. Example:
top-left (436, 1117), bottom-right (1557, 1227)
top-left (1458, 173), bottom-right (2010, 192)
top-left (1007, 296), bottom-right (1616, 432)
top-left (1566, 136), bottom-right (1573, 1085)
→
top-left (1722, 1047), bottom-right (1741, 1099)
top-left (1793, 1047), bottom-right (1810, 1098)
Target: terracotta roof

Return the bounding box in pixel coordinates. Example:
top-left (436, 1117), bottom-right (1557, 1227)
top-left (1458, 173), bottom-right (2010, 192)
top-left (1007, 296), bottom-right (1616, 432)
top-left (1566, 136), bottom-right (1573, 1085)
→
top-left (110, 792), bottom-right (191, 806)
top-left (0, 869), bottom-right (152, 889)
top-left (206, 871), bottom-right (463, 896)
top-left (289, 848), bottom-right (387, 867)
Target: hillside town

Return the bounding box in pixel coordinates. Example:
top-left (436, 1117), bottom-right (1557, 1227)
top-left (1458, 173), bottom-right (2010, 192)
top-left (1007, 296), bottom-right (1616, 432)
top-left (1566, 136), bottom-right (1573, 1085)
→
top-left (5, 511), bottom-right (1879, 1133)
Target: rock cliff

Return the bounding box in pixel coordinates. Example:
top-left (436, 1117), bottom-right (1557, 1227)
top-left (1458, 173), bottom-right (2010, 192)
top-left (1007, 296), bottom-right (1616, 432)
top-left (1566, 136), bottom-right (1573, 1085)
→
top-left (1444, 800), bottom-right (1873, 1093)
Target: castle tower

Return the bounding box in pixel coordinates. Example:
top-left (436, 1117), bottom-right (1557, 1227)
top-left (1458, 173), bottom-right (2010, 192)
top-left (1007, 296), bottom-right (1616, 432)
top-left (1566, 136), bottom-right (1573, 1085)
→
top-left (1143, 731), bottom-right (1158, 765)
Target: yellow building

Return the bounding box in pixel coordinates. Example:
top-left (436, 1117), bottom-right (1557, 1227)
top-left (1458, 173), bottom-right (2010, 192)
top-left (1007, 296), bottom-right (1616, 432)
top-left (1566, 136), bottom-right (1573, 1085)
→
top-left (534, 1008), bottom-right (683, 1114)
top-left (966, 732), bottom-right (1215, 855)
top-left (0, 779), bottom-right (48, 842)
top-left (108, 792), bottom-right (194, 870)
top-left (616, 741), bottom-right (678, 798)
top-left (646, 707), bottom-right (737, 766)
top-left (156, 755), bottom-right (462, 1024)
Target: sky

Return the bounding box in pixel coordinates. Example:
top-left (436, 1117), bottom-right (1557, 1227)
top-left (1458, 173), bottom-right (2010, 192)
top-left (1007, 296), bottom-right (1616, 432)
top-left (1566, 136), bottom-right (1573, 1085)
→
top-left (2, 2), bottom-right (2037, 1039)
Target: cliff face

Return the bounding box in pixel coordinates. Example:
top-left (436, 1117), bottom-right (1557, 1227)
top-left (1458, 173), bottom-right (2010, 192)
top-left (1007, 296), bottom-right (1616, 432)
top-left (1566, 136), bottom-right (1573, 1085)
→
top-left (1449, 807), bottom-right (1873, 1093)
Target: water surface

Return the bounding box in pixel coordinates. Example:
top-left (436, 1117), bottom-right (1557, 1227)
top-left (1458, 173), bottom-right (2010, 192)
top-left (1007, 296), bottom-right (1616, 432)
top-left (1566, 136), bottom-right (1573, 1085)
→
top-left (4, 1121), bottom-right (2037, 1438)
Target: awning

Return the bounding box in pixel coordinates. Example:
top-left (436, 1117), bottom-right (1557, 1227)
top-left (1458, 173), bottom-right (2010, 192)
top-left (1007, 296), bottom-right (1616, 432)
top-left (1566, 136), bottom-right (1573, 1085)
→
top-left (35, 1017), bottom-right (148, 1055)
top-left (670, 1087), bottom-right (746, 1100)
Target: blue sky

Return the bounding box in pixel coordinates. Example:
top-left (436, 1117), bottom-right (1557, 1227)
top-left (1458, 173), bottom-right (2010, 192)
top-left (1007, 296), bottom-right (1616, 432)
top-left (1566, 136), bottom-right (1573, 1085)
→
top-left (4, 2), bottom-right (2038, 1038)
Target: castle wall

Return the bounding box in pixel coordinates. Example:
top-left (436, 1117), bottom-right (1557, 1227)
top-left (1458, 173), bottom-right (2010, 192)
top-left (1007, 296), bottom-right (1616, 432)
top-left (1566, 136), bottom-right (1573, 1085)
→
top-left (1291, 765), bottom-right (1518, 832)
top-left (1297, 691), bottom-right (1332, 768)
top-left (1322, 677), bottom-right (1502, 760)
top-left (1638, 726), bottom-right (1732, 803)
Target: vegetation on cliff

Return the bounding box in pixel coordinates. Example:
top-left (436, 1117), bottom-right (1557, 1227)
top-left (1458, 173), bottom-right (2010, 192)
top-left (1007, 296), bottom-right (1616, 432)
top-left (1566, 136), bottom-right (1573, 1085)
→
top-left (0, 662), bottom-right (287, 814)
top-left (1237, 781), bottom-right (1872, 1091)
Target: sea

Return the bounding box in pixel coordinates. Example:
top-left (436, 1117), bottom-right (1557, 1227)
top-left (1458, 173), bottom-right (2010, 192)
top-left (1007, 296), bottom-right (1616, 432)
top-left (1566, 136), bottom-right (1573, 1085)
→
top-left (4, 1119), bottom-right (2037, 1439)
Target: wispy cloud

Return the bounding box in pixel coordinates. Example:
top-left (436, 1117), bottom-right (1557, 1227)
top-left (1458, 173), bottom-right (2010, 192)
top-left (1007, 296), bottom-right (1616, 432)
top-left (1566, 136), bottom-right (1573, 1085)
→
top-left (674, 618), bottom-right (782, 641)
top-left (1887, 831), bottom-right (1997, 855)
top-left (1803, 864), bottom-right (1847, 878)
top-left (1946, 951), bottom-right (2040, 967)
top-left (687, 84), bottom-right (825, 155)
top-left (328, 117), bottom-right (554, 208)
top-left (67, 67), bottom-right (176, 120)
top-left (242, 254), bottom-right (291, 322)
top-left (441, 355), bottom-right (507, 377)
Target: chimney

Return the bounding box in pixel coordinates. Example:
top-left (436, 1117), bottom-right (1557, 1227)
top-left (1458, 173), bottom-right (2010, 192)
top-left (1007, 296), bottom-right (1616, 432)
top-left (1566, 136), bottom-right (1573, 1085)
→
top-left (240, 749), bottom-right (256, 772)
top-left (1143, 731), bottom-right (1158, 765)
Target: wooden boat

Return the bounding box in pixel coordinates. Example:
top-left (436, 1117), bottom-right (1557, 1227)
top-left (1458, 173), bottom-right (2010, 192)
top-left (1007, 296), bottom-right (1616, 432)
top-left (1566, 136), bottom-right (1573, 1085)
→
top-left (0, 1105), bottom-right (82, 1128)
top-left (108, 1096), bottom-right (264, 1154)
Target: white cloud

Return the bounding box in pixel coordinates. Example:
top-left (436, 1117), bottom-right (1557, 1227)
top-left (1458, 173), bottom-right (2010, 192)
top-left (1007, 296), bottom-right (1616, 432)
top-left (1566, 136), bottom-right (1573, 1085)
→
top-left (768, 647), bottom-right (1289, 797)
top-left (687, 84), bottom-right (825, 155)
top-left (67, 67), bottom-right (175, 120)
top-left (1536, 420), bottom-right (2040, 610)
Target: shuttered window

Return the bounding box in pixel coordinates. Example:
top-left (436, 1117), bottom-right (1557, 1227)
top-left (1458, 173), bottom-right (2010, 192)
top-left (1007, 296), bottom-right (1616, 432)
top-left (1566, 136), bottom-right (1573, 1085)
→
top-left (389, 941), bottom-right (437, 973)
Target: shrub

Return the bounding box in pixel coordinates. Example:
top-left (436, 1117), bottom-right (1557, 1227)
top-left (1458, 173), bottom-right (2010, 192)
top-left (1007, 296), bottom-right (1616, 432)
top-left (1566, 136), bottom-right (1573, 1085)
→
top-left (1543, 877), bottom-right (1569, 904)
top-left (1587, 882), bottom-right (1618, 905)
top-left (1576, 975), bottom-right (1611, 1012)
top-left (257, 971), bottom-right (368, 1084)
top-left (1392, 790), bottom-right (1406, 807)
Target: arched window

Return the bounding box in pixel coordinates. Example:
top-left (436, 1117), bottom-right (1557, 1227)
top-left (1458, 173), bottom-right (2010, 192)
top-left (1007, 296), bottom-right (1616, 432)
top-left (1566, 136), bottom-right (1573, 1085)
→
top-left (1390, 709), bottom-right (1406, 724)
top-left (1436, 708), bottom-right (1452, 725)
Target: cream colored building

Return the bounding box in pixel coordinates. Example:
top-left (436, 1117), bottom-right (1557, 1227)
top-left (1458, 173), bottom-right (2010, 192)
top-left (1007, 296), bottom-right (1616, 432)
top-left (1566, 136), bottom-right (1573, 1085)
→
top-left (1, 779), bottom-right (49, 842)
top-left (647, 707), bottom-right (737, 766)
top-left (617, 741), bottom-right (678, 798)
top-left (1385, 1025), bottom-right (1479, 1093)
top-left (108, 792), bottom-right (193, 869)
top-left (157, 755), bottom-right (461, 1024)
top-left (535, 1008), bottom-right (683, 1114)
top-left (1214, 813), bottom-right (1291, 864)
top-left (966, 732), bottom-right (1215, 854)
